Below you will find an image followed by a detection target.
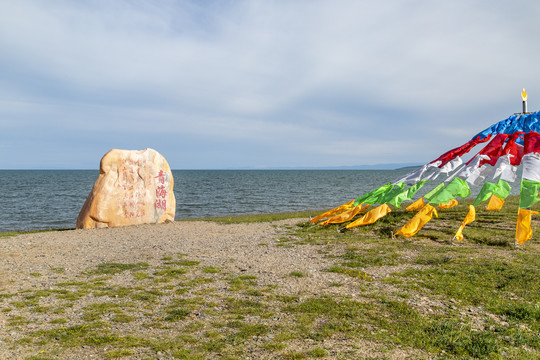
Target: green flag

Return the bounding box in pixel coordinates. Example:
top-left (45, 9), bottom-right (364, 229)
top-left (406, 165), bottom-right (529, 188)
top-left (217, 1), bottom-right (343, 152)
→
top-left (473, 182), bottom-right (498, 207)
top-left (378, 182), bottom-right (406, 205)
top-left (428, 178), bottom-right (471, 205)
top-left (494, 179), bottom-right (511, 199)
top-left (353, 183), bottom-right (394, 206)
top-left (474, 179), bottom-right (511, 207)
top-left (519, 179), bottom-right (540, 209)
top-left (424, 182), bottom-right (445, 201)
top-left (386, 180), bottom-right (428, 208)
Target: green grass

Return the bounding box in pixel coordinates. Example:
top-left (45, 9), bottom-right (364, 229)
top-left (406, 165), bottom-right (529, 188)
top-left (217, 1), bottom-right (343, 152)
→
top-left (2, 203), bottom-right (539, 359)
top-left (288, 271), bottom-right (306, 278)
top-left (288, 198), bottom-right (539, 358)
top-left (0, 228), bottom-right (73, 239)
top-left (327, 265), bottom-right (375, 281)
top-left (202, 266), bottom-right (220, 274)
top-left (181, 210), bottom-right (321, 224)
top-left (89, 262), bottom-right (150, 275)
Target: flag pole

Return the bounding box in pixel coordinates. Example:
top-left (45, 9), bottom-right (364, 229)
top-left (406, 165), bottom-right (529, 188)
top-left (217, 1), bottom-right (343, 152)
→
top-left (522, 88), bottom-right (528, 114)
top-left (517, 89), bottom-right (528, 248)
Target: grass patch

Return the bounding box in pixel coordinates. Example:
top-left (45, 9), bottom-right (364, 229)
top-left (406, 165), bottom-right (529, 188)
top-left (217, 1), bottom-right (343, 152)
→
top-left (328, 265), bottom-right (374, 281)
top-left (0, 228), bottom-right (73, 239)
top-left (154, 267), bottom-right (187, 277)
top-left (164, 307), bottom-right (191, 322)
top-left (202, 266), bottom-right (220, 274)
top-left (289, 271), bottom-right (306, 278)
top-left (105, 349), bottom-right (133, 358)
top-left (182, 210), bottom-right (320, 224)
top-left (89, 262), bottom-right (150, 275)
top-left (3, 204), bottom-right (539, 359)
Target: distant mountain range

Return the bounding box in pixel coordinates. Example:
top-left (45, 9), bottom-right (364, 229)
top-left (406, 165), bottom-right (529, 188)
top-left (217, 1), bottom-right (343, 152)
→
top-left (232, 163), bottom-right (423, 171)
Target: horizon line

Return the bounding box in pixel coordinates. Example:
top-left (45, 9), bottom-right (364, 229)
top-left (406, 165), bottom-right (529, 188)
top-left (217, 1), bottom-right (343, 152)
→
top-left (0, 164), bottom-right (422, 171)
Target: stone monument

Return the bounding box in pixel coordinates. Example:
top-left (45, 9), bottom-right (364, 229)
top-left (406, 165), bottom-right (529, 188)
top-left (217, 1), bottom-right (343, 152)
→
top-left (76, 148), bottom-right (176, 229)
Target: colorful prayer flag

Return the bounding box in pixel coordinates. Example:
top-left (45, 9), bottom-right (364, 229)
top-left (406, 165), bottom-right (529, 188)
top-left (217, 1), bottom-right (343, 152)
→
top-left (321, 204), bottom-right (368, 225)
top-left (486, 194), bottom-right (505, 211)
top-left (312, 110), bottom-right (540, 242)
top-left (453, 205), bottom-right (476, 241)
top-left (310, 199), bottom-right (355, 223)
top-left (395, 204), bottom-right (438, 238)
top-left (439, 199), bottom-right (458, 209)
top-left (516, 208), bottom-right (539, 244)
top-left (406, 197), bottom-right (425, 212)
top-left (345, 204), bottom-right (391, 229)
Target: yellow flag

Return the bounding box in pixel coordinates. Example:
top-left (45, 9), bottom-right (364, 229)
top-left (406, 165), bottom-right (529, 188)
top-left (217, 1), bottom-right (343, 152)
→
top-left (345, 204), bottom-right (391, 229)
top-left (439, 198), bottom-right (458, 209)
top-left (453, 205), bottom-right (476, 241)
top-left (395, 204), bottom-right (438, 238)
top-left (310, 200), bottom-right (355, 223)
top-left (486, 194), bottom-right (504, 211)
top-left (406, 197), bottom-right (425, 212)
top-left (321, 204), bottom-right (368, 225)
top-left (515, 208), bottom-right (539, 244)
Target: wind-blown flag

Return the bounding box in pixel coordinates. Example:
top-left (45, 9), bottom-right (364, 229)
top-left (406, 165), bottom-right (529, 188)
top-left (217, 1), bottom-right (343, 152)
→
top-left (387, 180), bottom-right (428, 208)
top-left (486, 194), bottom-right (505, 211)
top-left (427, 178), bottom-right (471, 205)
top-left (310, 199), bottom-right (355, 223)
top-left (406, 197), bottom-right (425, 212)
top-left (311, 110), bottom-right (540, 244)
top-left (453, 205), bottom-right (476, 241)
top-left (394, 204), bottom-right (438, 238)
top-left (345, 204), bottom-right (392, 229)
top-left (474, 179), bottom-right (511, 208)
top-left (516, 208), bottom-right (539, 244)
top-left (516, 131), bottom-right (540, 243)
top-left (439, 199), bottom-right (459, 209)
top-left (405, 183), bottom-right (445, 212)
top-left (321, 203), bottom-right (369, 225)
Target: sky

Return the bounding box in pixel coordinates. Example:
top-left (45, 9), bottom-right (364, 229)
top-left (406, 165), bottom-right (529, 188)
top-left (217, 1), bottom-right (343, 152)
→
top-left (2, 0), bottom-right (540, 169)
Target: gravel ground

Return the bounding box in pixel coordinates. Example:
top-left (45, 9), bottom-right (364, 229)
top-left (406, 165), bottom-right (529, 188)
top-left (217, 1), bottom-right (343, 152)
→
top-left (0, 220), bottom-right (337, 295)
top-left (0, 220), bottom-right (427, 359)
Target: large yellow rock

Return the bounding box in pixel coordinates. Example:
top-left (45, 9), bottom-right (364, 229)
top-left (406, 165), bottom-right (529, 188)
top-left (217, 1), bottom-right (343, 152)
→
top-left (76, 148), bottom-right (176, 229)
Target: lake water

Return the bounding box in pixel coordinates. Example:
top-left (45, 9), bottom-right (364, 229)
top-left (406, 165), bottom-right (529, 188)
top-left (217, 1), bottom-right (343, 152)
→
top-left (0, 169), bottom-right (419, 232)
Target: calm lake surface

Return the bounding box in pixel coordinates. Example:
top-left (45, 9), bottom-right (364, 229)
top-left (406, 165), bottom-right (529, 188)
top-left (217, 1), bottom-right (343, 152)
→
top-left (0, 169), bottom-right (417, 232)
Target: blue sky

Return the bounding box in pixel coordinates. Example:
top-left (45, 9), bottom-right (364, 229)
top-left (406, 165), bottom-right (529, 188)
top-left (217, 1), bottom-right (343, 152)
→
top-left (2, 0), bottom-right (540, 169)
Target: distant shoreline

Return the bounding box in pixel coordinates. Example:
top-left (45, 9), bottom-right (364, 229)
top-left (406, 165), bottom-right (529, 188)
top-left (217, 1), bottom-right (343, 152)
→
top-left (0, 169), bottom-right (414, 234)
top-left (0, 209), bottom-right (320, 235)
top-left (0, 165), bottom-right (422, 171)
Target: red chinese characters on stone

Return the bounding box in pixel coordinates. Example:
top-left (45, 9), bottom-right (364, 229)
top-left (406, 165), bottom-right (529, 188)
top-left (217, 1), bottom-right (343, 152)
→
top-left (117, 158), bottom-right (149, 218)
top-left (155, 199), bottom-right (167, 211)
top-left (154, 170), bottom-right (168, 212)
top-left (156, 185), bottom-right (167, 199)
top-left (155, 170), bottom-right (166, 184)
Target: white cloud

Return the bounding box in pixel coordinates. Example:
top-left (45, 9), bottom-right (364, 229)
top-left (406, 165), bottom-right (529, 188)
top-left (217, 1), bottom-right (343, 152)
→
top-left (1, 0), bottom-right (540, 168)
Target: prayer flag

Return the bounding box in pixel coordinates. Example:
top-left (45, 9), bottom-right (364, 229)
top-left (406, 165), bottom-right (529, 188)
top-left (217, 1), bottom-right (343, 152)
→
top-left (345, 204), bottom-right (391, 229)
top-left (406, 197), bottom-right (425, 212)
top-left (453, 205), bottom-right (476, 241)
top-left (515, 208), bottom-right (539, 244)
top-left (395, 204), bottom-right (438, 238)
top-left (310, 200), bottom-right (354, 223)
top-left (439, 199), bottom-right (458, 209)
top-left (321, 204), bottom-right (368, 225)
top-left (386, 180), bottom-right (428, 208)
top-left (486, 194), bottom-right (505, 211)
top-left (428, 178), bottom-right (471, 205)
